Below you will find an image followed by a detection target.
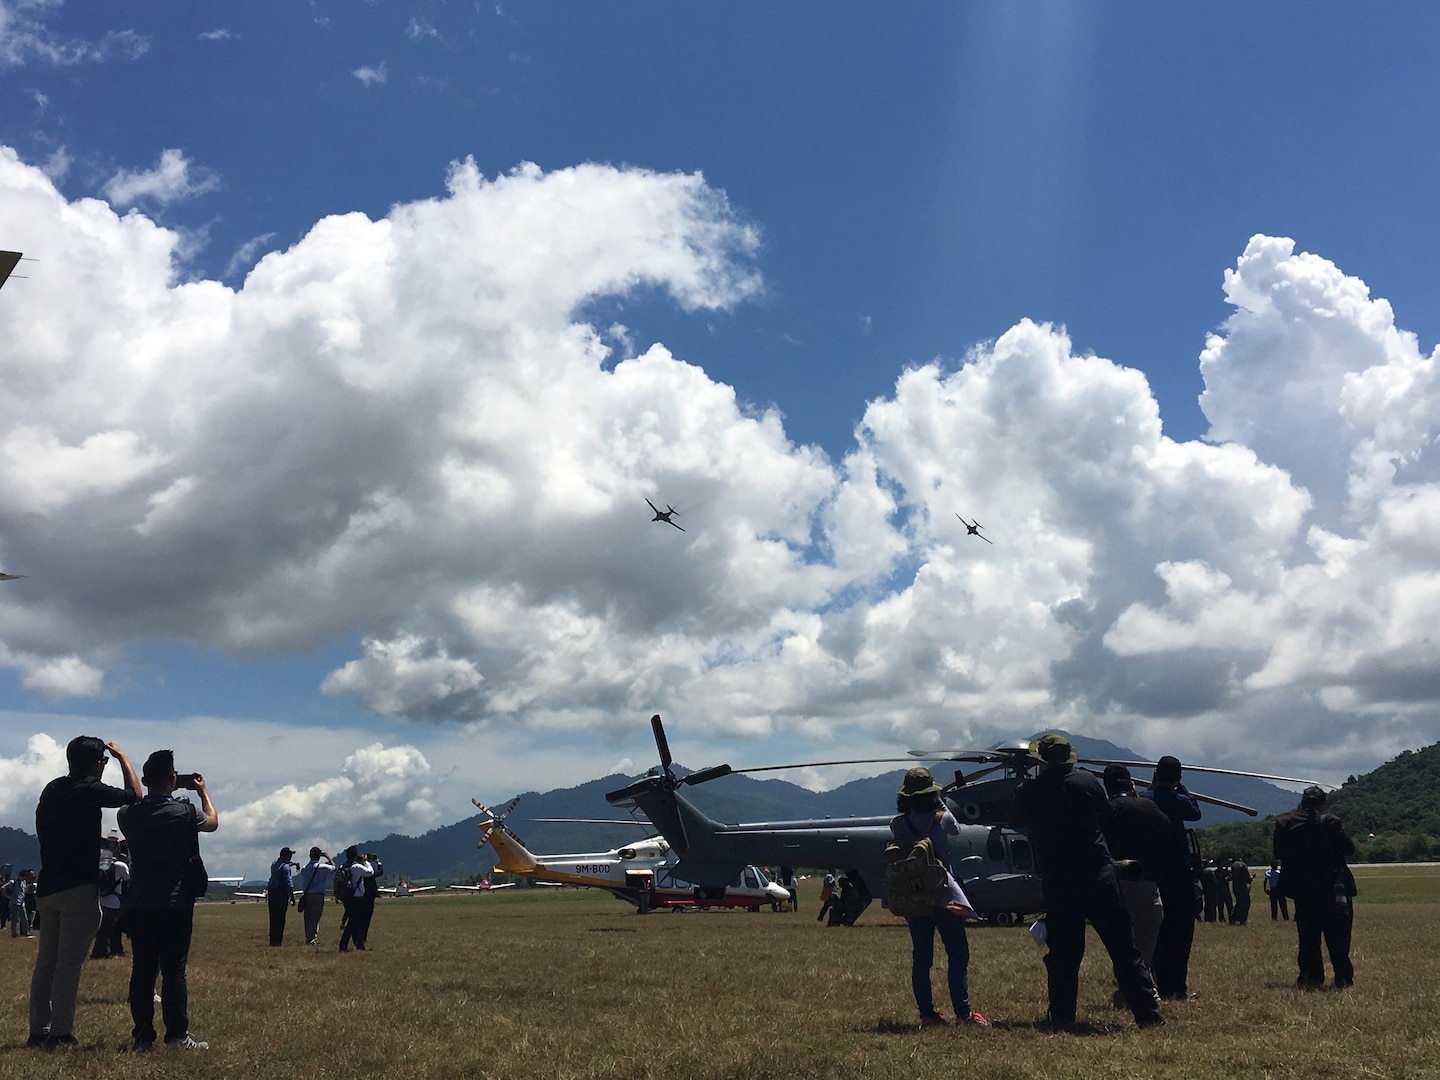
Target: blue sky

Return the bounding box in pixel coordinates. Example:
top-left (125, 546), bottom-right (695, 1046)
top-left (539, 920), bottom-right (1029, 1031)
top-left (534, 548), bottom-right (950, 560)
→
top-left (2, 2), bottom-right (1438, 871)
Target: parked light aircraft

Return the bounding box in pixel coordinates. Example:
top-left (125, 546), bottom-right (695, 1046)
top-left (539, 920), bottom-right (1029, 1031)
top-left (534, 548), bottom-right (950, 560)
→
top-left (472, 797), bottom-right (790, 913)
top-left (448, 877), bottom-right (518, 893)
top-left (606, 715), bottom-right (1321, 926)
top-left (377, 880), bottom-right (437, 897)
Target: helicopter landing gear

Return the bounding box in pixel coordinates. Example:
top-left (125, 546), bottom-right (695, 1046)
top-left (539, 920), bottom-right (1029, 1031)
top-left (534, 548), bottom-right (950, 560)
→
top-left (991, 911), bottom-right (1017, 928)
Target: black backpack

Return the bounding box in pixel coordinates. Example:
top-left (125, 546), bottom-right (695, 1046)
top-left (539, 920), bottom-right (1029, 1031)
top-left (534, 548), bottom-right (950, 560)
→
top-left (334, 864), bottom-right (357, 901)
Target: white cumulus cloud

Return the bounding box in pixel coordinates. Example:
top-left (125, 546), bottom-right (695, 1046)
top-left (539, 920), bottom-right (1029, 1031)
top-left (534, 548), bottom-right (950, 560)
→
top-left (0, 144), bottom-right (1438, 797)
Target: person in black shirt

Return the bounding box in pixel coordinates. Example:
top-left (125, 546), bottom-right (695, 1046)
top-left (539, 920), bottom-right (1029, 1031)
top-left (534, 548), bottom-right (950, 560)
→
top-left (1101, 765), bottom-right (1171, 980)
top-left (1140, 756), bottom-right (1202, 1000)
top-left (1012, 735), bottom-right (1163, 1030)
top-left (119, 750), bottom-right (218, 1052)
top-left (1273, 786), bottom-right (1356, 989)
top-left (28, 736), bottom-right (139, 1050)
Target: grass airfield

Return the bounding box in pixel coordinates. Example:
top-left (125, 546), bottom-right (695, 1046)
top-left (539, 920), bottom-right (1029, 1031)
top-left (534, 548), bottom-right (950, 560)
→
top-left (3, 865), bottom-right (1437, 1079)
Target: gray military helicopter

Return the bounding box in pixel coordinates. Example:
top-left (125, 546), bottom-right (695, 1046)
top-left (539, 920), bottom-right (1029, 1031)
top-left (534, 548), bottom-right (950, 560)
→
top-left (606, 715), bottom-right (1320, 927)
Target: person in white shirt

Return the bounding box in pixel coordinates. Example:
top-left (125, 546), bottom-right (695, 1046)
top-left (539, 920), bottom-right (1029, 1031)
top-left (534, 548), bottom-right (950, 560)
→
top-left (337, 846), bottom-right (375, 952)
top-left (91, 842), bottom-right (130, 958)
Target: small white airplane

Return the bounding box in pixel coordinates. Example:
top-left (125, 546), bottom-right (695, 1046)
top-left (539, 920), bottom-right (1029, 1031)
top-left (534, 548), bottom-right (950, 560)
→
top-left (472, 797), bottom-right (791, 913)
top-left (376, 880), bottom-right (438, 897)
top-left (208, 874), bottom-right (244, 887)
top-left (447, 877), bottom-right (519, 893)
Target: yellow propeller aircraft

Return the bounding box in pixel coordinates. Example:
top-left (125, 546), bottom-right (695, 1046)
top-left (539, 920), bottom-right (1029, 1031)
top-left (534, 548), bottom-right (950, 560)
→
top-left (472, 797), bottom-right (791, 914)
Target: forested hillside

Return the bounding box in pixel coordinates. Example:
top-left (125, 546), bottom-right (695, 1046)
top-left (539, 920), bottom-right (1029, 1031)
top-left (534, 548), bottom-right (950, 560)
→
top-left (1198, 740), bottom-right (1440, 865)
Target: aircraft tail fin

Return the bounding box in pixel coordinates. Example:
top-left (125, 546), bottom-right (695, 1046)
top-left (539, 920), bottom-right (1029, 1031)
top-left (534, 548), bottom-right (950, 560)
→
top-left (474, 797), bottom-right (537, 874)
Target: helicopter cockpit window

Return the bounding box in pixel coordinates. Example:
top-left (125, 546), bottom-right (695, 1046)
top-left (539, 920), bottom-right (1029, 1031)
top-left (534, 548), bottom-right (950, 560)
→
top-left (1008, 836), bottom-right (1034, 871)
top-left (986, 828), bottom-right (1005, 862)
top-left (742, 868), bottom-right (759, 889)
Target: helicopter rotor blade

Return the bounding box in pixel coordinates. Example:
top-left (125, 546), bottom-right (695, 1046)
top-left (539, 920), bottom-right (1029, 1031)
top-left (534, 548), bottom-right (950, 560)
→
top-left (908, 747), bottom-right (1030, 762)
top-left (651, 714), bottom-right (674, 775)
top-left (727, 756), bottom-right (922, 776)
top-left (945, 763), bottom-right (1007, 789)
top-left (527, 818), bottom-right (651, 825)
top-left (605, 777), bottom-right (661, 803)
top-left (1077, 757), bottom-right (1324, 788)
top-left (681, 763), bottom-right (733, 786)
top-left (1190, 791), bottom-right (1258, 816)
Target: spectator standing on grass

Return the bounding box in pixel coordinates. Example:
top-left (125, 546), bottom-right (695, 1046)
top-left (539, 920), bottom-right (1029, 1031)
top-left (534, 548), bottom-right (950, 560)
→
top-left (338, 846), bottom-right (375, 951)
top-left (1140, 755), bottom-right (1202, 1001)
top-left (1012, 735), bottom-right (1164, 1030)
top-left (28, 736), bottom-right (140, 1051)
top-left (1200, 861), bottom-right (1223, 922)
top-left (10, 868), bottom-right (35, 936)
top-left (91, 843), bottom-right (130, 958)
top-left (1101, 765), bottom-right (1169, 995)
top-left (119, 750), bottom-right (218, 1052)
top-left (816, 873), bottom-right (837, 923)
top-left (267, 847), bottom-right (297, 946)
top-left (1, 867), bottom-right (11, 933)
top-left (1229, 859), bottom-right (1252, 925)
top-left (1264, 862), bottom-right (1289, 921)
top-left (1215, 860), bottom-right (1234, 923)
top-left (890, 767), bottom-right (989, 1029)
top-left (1272, 786), bottom-right (1356, 990)
top-left (298, 848), bottom-right (336, 945)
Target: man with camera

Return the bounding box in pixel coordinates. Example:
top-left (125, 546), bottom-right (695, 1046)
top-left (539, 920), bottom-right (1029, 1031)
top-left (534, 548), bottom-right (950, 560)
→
top-left (297, 847), bottom-right (336, 945)
top-left (28, 735), bottom-right (140, 1050)
top-left (267, 847), bottom-right (298, 946)
top-left (118, 750), bottom-right (218, 1052)
top-left (337, 845), bottom-right (382, 951)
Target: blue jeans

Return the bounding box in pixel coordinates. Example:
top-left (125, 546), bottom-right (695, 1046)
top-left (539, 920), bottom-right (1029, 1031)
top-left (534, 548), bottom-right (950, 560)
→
top-left (907, 907), bottom-right (970, 1019)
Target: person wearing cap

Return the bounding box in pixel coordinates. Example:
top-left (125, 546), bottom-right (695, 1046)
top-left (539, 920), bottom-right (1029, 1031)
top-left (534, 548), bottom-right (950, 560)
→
top-left (28, 735), bottom-right (141, 1051)
top-left (1012, 734), bottom-right (1164, 1030)
top-left (889, 767), bottom-right (989, 1028)
top-left (267, 847), bottom-right (298, 946)
top-left (1272, 786), bottom-right (1356, 989)
top-left (1101, 764), bottom-right (1171, 1005)
top-left (1140, 754), bottom-right (1202, 1001)
top-left (119, 749), bottom-right (218, 1051)
top-left (297, 847), bottom-right (337, 945)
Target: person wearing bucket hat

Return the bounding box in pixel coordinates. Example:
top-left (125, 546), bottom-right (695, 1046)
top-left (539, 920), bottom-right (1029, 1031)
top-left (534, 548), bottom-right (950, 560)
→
top-left (890, 768), bottom-right (989, 1028)
top-left (266, 848), bottom-right (298, 947)
top-left (1139, 755), bottom-right (1202, 1000)
top-left (1012, 734), bottom-right (1164, 1029)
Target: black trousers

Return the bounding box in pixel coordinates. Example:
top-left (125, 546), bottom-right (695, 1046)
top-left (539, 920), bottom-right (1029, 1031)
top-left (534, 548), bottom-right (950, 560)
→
top-left (1293, 893), bottom-right (1353, 987)
top-left (339, 894), bottom-right (375, 949)
top-left (91, 906), bottom-right (124, 957)
top-left (268, 889), bottom-right (292, 945)
top-left (1040, 863), bottom-right (1162, 1026)
top-left (1270, 891), bottom-right (1290, 920)
top-left (1152, 870), bottom-right (1197, 998)
top-left (127, 906), bottom-right (194, 1044)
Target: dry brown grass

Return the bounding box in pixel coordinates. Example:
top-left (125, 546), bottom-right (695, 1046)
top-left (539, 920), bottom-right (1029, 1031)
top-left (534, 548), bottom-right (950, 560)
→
top-left (3, 865), bottom-right (1437, 1079)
